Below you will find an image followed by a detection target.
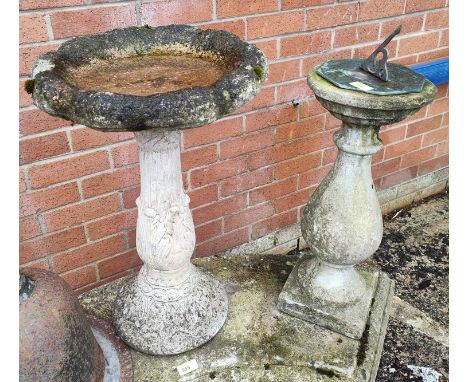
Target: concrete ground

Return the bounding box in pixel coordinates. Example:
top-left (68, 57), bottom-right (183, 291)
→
top-left (80, 191), bottom-right (449, 382)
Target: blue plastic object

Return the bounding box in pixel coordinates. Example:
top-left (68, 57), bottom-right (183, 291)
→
top-left (410, 58), bottom-right (449, 85)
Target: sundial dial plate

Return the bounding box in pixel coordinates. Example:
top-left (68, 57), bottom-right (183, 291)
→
top-left (317, 59), bottom-right (427, 96)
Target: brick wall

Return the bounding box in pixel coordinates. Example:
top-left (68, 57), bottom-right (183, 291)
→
top-left (19, 0), bottom-right (449, 292)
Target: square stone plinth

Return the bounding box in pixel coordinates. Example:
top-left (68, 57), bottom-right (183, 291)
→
top-left (278, 253), bottom-right (392, 340)
top-left (80, 254), bottom-right (394, 382)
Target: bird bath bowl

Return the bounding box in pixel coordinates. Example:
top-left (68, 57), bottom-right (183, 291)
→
top-left (30, 24), bottom-right (267, 355)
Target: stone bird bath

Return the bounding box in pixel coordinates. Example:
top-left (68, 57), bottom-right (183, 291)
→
top-left (30, 25), bottom-right (267, 355)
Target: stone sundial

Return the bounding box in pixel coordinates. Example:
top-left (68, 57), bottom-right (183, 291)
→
top-left (30, 24), bottom-right (268, 356)
top-left (278, 26), bottom-right (437, 342)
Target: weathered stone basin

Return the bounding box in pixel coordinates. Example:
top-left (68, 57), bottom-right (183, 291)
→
top-left (30, 24), bottom-right (268, 356)
top-left (31, 24), bottom-right (267, 131)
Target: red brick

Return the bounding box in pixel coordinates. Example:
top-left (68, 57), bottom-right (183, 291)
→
top-left (423, 128), bottom-right (448, 147)
top-left (183, 117), bottom-right (242, 148)
top-left (195, 228), bottom-right (249, 257)
top-left (188, 184), bottom-right (218, 208)
top-left (299, 98), bottom-right (325, 119)
top-left (216, 0), bottom-right (277, 17)
top-left (255, 40), bottom-right (278, 61)
top-left (299, 165), bottom-right (330, 189)
top-left (20, 258), bottom-right (50, 271)
top-left (142, 0), bottom-right (212, 26)
top-left (29, 151), bottom-right (110, 189)
top-left (398, 32), bottom-right (440, 56)
top-left (250, 177), bottom-right (297, 205)
top-left (124, 229), bottom-right (135, 249)
top-left (195, 220), bottom-right (222, 243)
top-left (439, 29), bottom-right (449, 47)
top-left (221, 130), bottom-right (274, 159)
top-left (264, 60), bottom-right (301, 85)
top-left (20, 44), bottom-right (59, 76)
top-left (248, 11), bottom-right (304, 39)
top-left (51, 5), bottom-right (136, 39)
top-left (417, 47), bottom-right (448, 63)
top-left (380, 166), bottom-right (418, 189)
top-left (441, 112), bottom-right (449, 127)
top-left (401, 146), bottom-right (437, 169)
top-left (380, 125), bottom-right (407, 145)
top-left (281, 31), bottom-right (331, 57)
top-left (359, 0), bottom-right (405, 21)
top-left (20, 171), bottom-right (27, 194)
top-left (220, 167), bottom-right (273, 197)
top-left (418, 154), bottom-right (448, 175)
top-left (425, 9), bottom-right (449, 30)
top-left (381, 15), bottom-right (424, 38)
top-left (275, 187), bottom-right (313, 213)
top-left (87, 209), bottom-right (137, 241)
top-left (277, 80), bottom-right (313, 104)
top-left (246, 104), bottom-right (297, 132)
top-left (225, 203), bottom-right (275, 232)
top-left (190, 156), bottom-right (248, 188)
top-left (385, 136), bottom-right (422, 160)
top-left (276, 115), bottom-right (325, 143)
top-left (427, 98), bottom-right (449, 117)
top-left (111, 141), bottom-right (139, 167)
top-left (61, 266), bottom-right (97, 290)
top-left (182, 145), bottom-right (217, 171)
top-left (20, 80), bottom-right (33, 108)
top-left (81, 165), bottom-right (139, 198)
top-left (373, 145), bottom-right (386, 164)
top-left (282, 0), bottom-right (333, 10)
top-left (19, 0), bottom-right (85, 10)
top-left (302, 49), bottom-right (352, 74)
top-left (20, 226), bottom-right (86, 264)
top-left (20, 108), bottom-right (72, 136)
top-left (252, 210), bottom-right (297, 239)
top-left (390, 55), bottom-right (418, 66)
top-left (297, 130), bottom-right (334, 154)
top-left (52, 234), bottom-right (127, 273)
top-left (199, 20), bottom-right (246, 39)
top-left (275, 151), bottom-right (321, 179)
top-left (436, 141), bottom-right (448, 156)
top-left (322, 146), bottom-right (338, 166)
top-left (20, 182), bottom-right (80, 217)
top-left (406, 0), bottom-right (446, 13)
top-left (306, 3), bottom-right (358, 30)
top-left (235, 87), bottom-right (276, 114)
top-left (20, 14), bottom-right (48, 44)
top-left (122, 186), bottom-right (140, 209)
top-left (20, 132), bottom-right (70, 165)
top-left (407, 115), bottom-right (443, 137)
top-left (371, 158), bottom-right (401, 179)
top-left (334, 23), bottom-right (380, 48)
top-left (20, 215), bottom-right (41, 241)
top-left (44, 194), bottom-right (121, 232)
top-left (192, 194), bottom-right (247, 225)
top-left (354, 40), bottom-right (397, 60)
top-left (71, 127), bottom-right (132, 151)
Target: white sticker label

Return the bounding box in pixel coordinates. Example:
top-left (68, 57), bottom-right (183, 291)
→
top-left (176, 359), bottom-right (199, 376)
top-left (350, 81), bottom-right (374, 91)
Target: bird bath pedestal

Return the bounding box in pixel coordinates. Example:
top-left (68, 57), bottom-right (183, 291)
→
top-left (30, 25), bottom-right (267, 355)
top-left (278, 57), bottom-right (437, 340)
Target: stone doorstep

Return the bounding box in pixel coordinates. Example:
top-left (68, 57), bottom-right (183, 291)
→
top-left (80, 254), bottom-right (394, 382)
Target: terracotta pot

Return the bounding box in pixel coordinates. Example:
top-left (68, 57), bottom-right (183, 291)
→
top-left (19, 268), bottom-right (104, 382)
